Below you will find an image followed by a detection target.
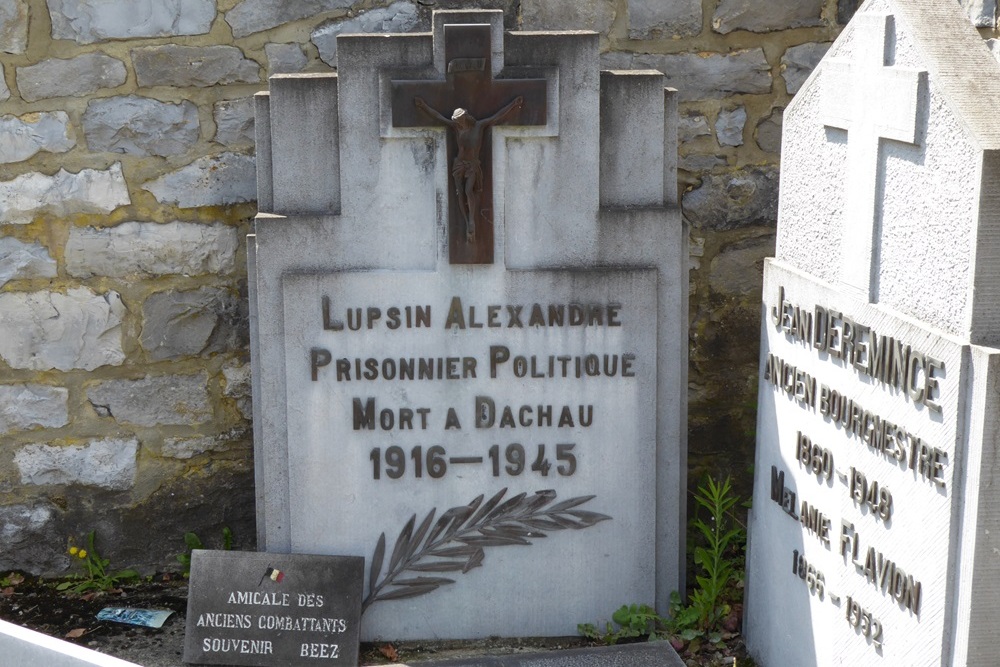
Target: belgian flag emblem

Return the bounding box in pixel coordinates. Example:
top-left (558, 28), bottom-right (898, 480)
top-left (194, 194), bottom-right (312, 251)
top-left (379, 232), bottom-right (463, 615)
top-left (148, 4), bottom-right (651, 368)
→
top-left (259, 566), bottom-right (284, 585)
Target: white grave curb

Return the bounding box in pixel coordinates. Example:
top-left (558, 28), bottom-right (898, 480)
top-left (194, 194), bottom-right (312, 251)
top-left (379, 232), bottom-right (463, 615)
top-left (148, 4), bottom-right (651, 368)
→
top-left (0, 619), bottom-right (141, 667)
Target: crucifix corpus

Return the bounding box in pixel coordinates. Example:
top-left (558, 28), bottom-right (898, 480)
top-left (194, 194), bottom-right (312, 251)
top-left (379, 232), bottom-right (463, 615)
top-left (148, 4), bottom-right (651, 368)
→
top-left (391, 23), bottom-right (547, 264)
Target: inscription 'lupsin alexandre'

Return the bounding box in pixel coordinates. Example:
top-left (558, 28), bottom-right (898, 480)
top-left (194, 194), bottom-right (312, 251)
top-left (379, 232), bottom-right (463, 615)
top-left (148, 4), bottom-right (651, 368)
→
top-left (321, 296), bottom-right (623, 331)
top-left (311, 296), bottom-right (637, 384)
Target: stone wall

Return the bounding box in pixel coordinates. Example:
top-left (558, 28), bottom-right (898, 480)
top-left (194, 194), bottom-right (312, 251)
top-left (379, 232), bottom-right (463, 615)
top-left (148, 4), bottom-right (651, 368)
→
top-left (0, 0), bottom-right (995, 574)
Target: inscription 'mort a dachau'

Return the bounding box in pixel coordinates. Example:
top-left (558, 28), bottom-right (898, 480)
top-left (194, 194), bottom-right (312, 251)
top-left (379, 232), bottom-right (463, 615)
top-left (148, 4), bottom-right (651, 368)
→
top-left (281, 270), bottom-right (659, 624)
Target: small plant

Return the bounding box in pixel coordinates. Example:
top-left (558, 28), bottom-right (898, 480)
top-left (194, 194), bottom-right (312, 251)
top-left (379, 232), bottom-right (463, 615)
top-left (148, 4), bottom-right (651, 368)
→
top-left (578, 603), bottom-right (669, 645)
top-left (580, 477), bottom-right (747, 652)
top-left (1, 572), bottom-right (25, 598)
top-left (0, 572), bottom-right (24, 588)
top-left (58, 531), bottom-right (139, 594)
top-left (663, 474), bottom-right (746, 649)
top-left (177, 527), bottom-right (234, 577)
top-left (687, 475), bottom-right (742, 631)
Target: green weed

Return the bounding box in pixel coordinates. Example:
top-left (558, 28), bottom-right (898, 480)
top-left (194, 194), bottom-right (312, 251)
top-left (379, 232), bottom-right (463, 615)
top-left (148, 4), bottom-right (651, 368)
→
top-left (58, 531), bottom-right (139, 594)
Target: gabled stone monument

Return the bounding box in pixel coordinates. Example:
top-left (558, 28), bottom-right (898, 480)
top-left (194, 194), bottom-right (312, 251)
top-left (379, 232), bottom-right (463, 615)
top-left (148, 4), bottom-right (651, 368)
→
top-left (249, 10), bottom-right (685, 639)
top-left (745, 0), bottom-right (1000, 664)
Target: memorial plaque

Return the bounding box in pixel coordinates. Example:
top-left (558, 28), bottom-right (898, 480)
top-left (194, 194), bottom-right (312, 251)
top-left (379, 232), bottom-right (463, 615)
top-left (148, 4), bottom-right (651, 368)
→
top-left (744, 1), bottom-right (1000, 665)
top-left (250, 9), bottom-right (686, 640)
top-left (183, 550), bottom-right (363, 666)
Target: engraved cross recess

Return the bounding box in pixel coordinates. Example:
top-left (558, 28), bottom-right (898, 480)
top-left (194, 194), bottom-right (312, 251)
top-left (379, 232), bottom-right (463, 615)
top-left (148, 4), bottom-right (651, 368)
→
top-left (822, 13), bottom-right (926, 302)
top-left (391, 23), bottom-right (547, 264)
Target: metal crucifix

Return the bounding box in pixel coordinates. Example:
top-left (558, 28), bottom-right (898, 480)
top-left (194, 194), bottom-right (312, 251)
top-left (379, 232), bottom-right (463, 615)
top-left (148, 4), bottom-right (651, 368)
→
top-left (390, 23), bottom-right (547, 264)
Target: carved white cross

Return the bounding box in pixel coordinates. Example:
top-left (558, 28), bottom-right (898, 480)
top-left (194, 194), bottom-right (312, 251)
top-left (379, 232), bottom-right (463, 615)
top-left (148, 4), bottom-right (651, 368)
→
top-left (821, 13), bottom-right (926, 302)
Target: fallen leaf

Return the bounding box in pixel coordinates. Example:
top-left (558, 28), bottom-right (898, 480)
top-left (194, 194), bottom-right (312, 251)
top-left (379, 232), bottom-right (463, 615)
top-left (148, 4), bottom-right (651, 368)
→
top-left (1, 587), bottom-right (14, 598)
top-left (80, 592), bottom-right (99, 602)
top-left (65, 628), bottom-right (87, 639)
top-left (378, 644), bottom-right (399, 661)
top-left (8, 574), bottom-right (24, 585)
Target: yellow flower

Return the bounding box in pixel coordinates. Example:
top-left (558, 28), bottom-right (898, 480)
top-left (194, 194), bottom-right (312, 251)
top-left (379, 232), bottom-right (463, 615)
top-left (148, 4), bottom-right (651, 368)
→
top-left (78, 550), bottom-right (87, 559)
top-left (69, 546), bottom-right (78, 555)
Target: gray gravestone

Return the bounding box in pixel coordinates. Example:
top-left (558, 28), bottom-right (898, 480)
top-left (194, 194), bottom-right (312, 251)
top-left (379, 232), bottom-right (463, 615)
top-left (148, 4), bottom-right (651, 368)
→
top-left (249, 9), bottom-right (686, 640)
top-left (183, 551), bottom-right (363, 665)
top-left (744, 0), bottom-right (1000, 665)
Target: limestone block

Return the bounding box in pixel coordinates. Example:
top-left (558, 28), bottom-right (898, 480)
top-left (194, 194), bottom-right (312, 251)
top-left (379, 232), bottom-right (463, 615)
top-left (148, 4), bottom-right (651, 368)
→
top-left (628, 0), bottom-right (701, 38)
top-left (0, 64), bottom-right (9, 101)
top-left (214, 97), bottom-right (255, 147)
top-left (66, 221), bottom-right (238, 278)
top-left (141, 152), bottom-right (256, 208)
top-left (16, 53), bottom-right (126, 102)
top-left (140, 286), bottom-right (247, 360)
top-left (521, 0), bottom-right (614, 33)
top-left (712, 0), bottom-right (824, 34)
top-left (0, 385), bottom-right (69, 434)
top-left (781, 42), bottom-right (830, 95)
top-left (0, 0), bottom-right (27, 54)
top-left (678, 113), bottom-right (711, 143)
top-left (87, 373), bottom-right (212, 426)
top-left (47, 0), bottom-right (215, 44)
top-left (708, 236), bottom-right (774, 295)
top-left (0, 112), bottom-right (75, 164)
top-left (633, 49), bottom-right (771, 101)
top-left (83, 96), bottom-right (199, 157)
top-left (600, 52), bottom-right (633, 70)
top-left (0, 504), bottom-right (63, 573)
top-left (688, 233), bottom-right (705, 271)
top-left (682, 165), bottom-right (778, 230)
top-left (15, 439), bottom-right (138, 490)
top-left (0, 237), bottom-right (57, 286)
top-left (161, 434), bottom-right (234, 459)
top-left (989, 38), bottom-right (1000, 63)
top-left (0, 288), bottom-right (126, 371)
top-left (716, 106), bottom-right (746, 147)
top-left (133, 45), bottom-right (259, 88)
top-left (837, 0), bottom-right (859, 23)
top-left (679, 153), bottom-right (727, 171)
top-left (223, 361), bottom-right (252, 420)
top-left (226, 0), bottom-right (353, 38)
top-left (311, 2), bottom-right (419, 66)
top-left (265, 43), bottom-right (307, 74)
top-left (0, 163), bottom-right (130, 225)
top-left (755, 107), bottom-right (783, 153)
top-left (962, 0), bottom-right (997, 27)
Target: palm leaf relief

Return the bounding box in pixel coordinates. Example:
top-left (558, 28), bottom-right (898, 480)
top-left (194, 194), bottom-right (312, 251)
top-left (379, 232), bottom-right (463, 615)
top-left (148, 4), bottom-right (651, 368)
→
top-left (361, 487), bottom-right (611, 613)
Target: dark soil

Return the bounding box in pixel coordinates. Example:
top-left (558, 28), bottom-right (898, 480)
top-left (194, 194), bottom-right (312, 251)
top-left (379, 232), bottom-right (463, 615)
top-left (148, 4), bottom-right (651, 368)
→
top-left (0, 571), bottom-right (753, 666)
top-left (0, 572), bottom-right (188, 644)
top-left (0, 571), bottom-right (190, 665)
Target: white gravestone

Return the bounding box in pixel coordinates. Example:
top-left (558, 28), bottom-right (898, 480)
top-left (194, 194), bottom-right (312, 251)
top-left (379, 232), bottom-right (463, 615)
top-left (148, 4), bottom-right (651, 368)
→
top-left (249, 10), bottom-right (687, 640)
top-left (745, 0), bottom-right (1000, 665)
